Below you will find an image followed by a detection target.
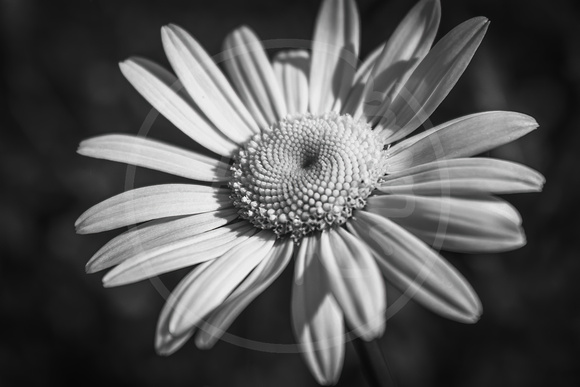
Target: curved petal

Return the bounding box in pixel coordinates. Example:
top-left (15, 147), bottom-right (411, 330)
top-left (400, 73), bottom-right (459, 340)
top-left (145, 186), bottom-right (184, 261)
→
top-left (119, 58), bottom-right (237, 156)
top-left (86, 208), bottom-right (238, 273)
top-left (155, 260), bottom-right (214, 356)
top-left (168, 230), bottom-right (276, 337)
top-left (354, 0), bottom-right (441, 121)
top-left (103, 222), bottom-right (256, 287)
top-left (371, 0), bottom-right (440, 74)
top-left (319, 229), bottom-right (386, 340)
top-left (272, 50), bottom-right (310, 115)
top-left (161, 24), bottom-right (259, 143)
top-left (223, 26), bottom-right (287, 129)
top-left (195, 239), bottom-right (294, 349)
top-left (309, 0), bottom-right (360, 114)
top-left (365, 195), bottom-right (525, 253)
top-left (353, 45), bottom-right (384, 85)
top-left (348, 210), bottom-right (482, 323)
top-left (75, 184), bottom-right (231, 234)
top-left (385, 111), bottom-right (539, 173)
top-left (377, 17), bottom-right (489, 142)
top-left (378, 158), bottom-right (545, 195)
top-left (78, 134), bottom-right (230, 182)
top-left (292, 234), bottom-right (344, 385)
top-left (341, 43), bottom-right (384, 115)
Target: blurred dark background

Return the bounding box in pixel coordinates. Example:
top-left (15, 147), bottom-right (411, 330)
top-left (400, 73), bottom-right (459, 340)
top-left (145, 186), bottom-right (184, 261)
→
top-left (1, 0), bottom-right (579, 386)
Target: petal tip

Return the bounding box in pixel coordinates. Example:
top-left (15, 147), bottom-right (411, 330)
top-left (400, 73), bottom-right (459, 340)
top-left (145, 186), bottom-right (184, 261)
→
top-left (464, 311), bottom-right (482, 324)
top-left (74, 218), bottom-right (87, 234)
top-left (535, 173), bottom-right (547, 191)
top-left (118, 58), bottom-right (131, 67)
top-left (356, 321), bottom-right (386, 342)
top-left (234, 24), bottom-right (251, 34)
top-left (161, 24), bottom-right (181, 41)
top-left (194, 334), bottom-right (213, 350)
top-left (318, 374), bottom-right (340, 386)
top-left (119, 58), bottom-right (141, 73)
top-left (102, 276), bottom-right (116, 288)
top-left (118, 58), bottom-right (138, 79)
top-left (85, 261), bottom-right (96, 273)
top-left (463, 295), bottom-right (483, 324)
top-left (154, 341), bottom-right (175, 357)
top-left (474, 16), bottom-right (490, 25)
top-left (162, 23), bottom-right (178, 32)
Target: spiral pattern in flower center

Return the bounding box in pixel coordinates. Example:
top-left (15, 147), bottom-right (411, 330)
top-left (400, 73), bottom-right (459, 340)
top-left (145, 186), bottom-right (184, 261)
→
top-left (230, 113), bottom-right (385, 241)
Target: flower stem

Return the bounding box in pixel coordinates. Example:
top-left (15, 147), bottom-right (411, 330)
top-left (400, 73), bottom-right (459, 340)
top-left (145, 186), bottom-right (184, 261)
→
top-left (352, 336), bottom-right (395, 387)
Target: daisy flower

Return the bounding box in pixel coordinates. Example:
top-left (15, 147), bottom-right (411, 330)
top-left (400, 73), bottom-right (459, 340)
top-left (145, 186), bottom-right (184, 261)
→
top-left (76, 0), bottom-right (544, 384)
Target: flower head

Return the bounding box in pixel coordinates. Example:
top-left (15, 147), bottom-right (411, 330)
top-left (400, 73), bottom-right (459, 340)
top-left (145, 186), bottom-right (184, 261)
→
top-left (77, 0), bottom-right (544, 384)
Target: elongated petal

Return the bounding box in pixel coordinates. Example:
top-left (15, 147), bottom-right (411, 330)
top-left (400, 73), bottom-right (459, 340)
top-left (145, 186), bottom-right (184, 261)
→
top-left (293, 230), bottom-right (315, 285)
top-left (353, 45), bottom-right (385, 88)
top-left (78, 134), bottom-right (230, 182)
top-left (310, 0), bottom-right (359, 114)
top-left (273, 50), bottom-right (310, 115)
top-left (155, 260), bottom-right (213, 356)
top-left (103, 222), bottom-right (256, 287)
top-left (168, 230), bottom-right (276, 337)
top-left (341, 43), bottom-right (384, 115)
top-left (348, 210), bottom-right (482, 323)
top-left (356, 0), bottom-right (441, 121)
top-left (195, 239), bottom-right (294, 349)
top-left (292, 234), bottom-right (344, 385)
top-left (161, 24), bottom-right (259, 143)
top-left (372, 0), bottom-right (440, 73)
top-left (379, 158), bottom-right (545, 195)
top-left (223, 26), bottom-right (287, 129)
top-left (385, 111), bottom-right (539, 173)
top-left (75, 184), bottom-right (231, 234)
top-left (377, 17), bottom-right (489, 142)
top-left (119, 58), bottom-right (237, 157)
top-left (319, 229), bottom-right (386, 340)
top-left (365, 194), bottom-right (525, 253)
top-left (86, 208), bottom-right (238, 273)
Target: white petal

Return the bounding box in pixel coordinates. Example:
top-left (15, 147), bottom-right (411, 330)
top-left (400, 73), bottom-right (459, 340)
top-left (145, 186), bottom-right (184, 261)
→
top-left (155, 260), bottom-right (214, 355)
top-left (119, 58), bottom-right (237, 157)
top-left (309, 0), bottom-right (360, 114)
top-left (385, 111), bottom-right (539, 173)
top-left (348, 210), bottom-right (482, 323)
top-left (86, 208), bottom-right (238, 273)
top-left (373, 0), bottom-right (440, 69)
top-left (75, 184), bottom-right (231, 234)
top-left (168, 230), bottom-right (276, 337)
top-left (103, 222), bottom-right (256, 287)
top-left (355, 0), bottom-right (441, 121)
top-left (319, 229), bottom-right (386, 340)
top-left (78, 134), bottom-right (230, 182)
top-left (353, 44), bottom-right (385, 88)
top-left (379, 158), bottom-right (545, 195)
top-left (341, 43), bottom-right (384, 115)
top-left (365, 195), bottom-right (525, 253)
top-left (293, 231), bottom-right (315, 286)
top-left (292, 234), bottom-right (344, 385)
top-left (161, 24), bottom-right (259, 143)
top-left (195, 239), bottom-right (294, 349)
top-left (272, 50), bottom-right (310, 115)
top-left (223, 26), bottom-right (287, 130)
top-left (377, 17), bottom-right (489, 142)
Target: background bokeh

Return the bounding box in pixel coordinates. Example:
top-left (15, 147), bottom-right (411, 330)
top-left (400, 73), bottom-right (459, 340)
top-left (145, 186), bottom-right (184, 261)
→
top-left (1, 0), bottom-right (579, 386)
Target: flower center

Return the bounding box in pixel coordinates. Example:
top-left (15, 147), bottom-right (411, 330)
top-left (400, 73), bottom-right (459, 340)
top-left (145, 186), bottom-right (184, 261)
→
top-left (229, 112), bottom-right (385, 241)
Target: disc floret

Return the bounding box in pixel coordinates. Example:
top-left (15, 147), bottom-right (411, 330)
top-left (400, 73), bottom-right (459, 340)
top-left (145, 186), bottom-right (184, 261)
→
top-left (230, 112), bottom-right (385, 241)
